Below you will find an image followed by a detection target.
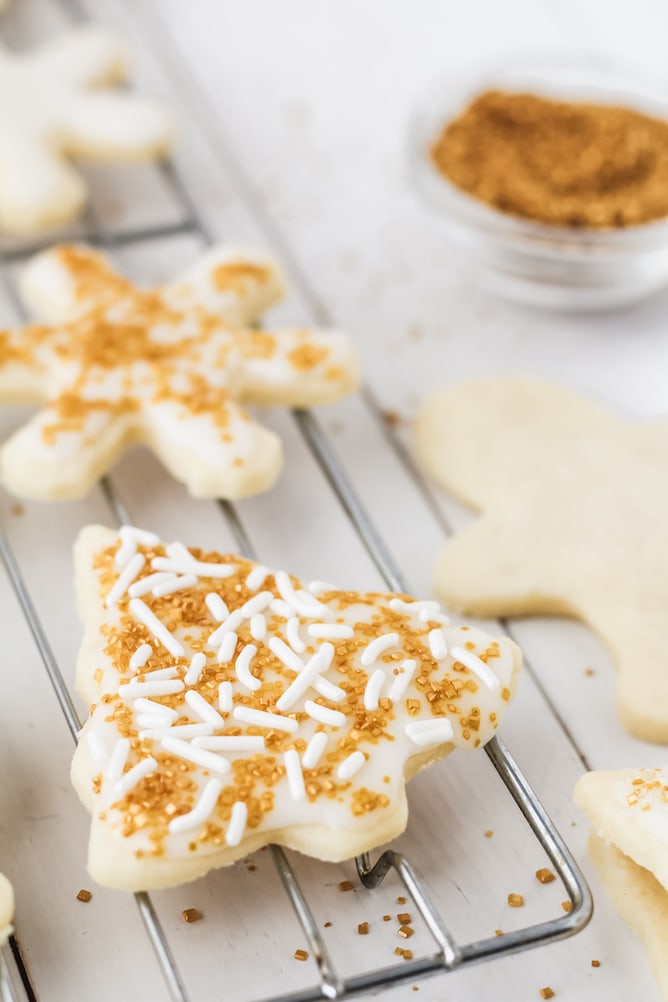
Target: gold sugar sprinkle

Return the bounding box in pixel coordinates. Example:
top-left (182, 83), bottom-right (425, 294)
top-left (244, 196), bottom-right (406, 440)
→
top-left (539, 989), bottom-right (555, 1000)
top-left (357, 922), bottom-right (369, 935)
top-left (484, 829), bottom-right (494, 837)
top-left (324, 921), bottom-right (332, 928)
top-left (495, 929), bottom-right (503, 937)
top-left (294, 949), bottom-right (309, 962)
top-left (535, 868), bottom-right (556, 884)
top-left (339, 880), bottom-right (354, 892)
top-left (76, 889), bottom-right (92, 903)
top-left (507, 893), bottom-right (524, 908)
top-left (591, 959), bottom-right (600, 968)
top-left (396, 896), bottom-right (407, 905)
top-left (561, 901), bottom-right (572, 913)
top-left (398, 925), bottom-right (414, 939)
top-left (383, 914), bottom-right (391, 922)
top-left (182, 908), bottom-right (202, 923)
top-left (397, 912), bottom-right (411, 924)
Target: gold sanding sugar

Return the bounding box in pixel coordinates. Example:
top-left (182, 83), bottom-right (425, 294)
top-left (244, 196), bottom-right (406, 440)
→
top-left (431, 89), bottom-right (668, 229)
top-left (76, 889), bottom-right (92, 903)
top-left (182, 908), bottom-right (202, 923)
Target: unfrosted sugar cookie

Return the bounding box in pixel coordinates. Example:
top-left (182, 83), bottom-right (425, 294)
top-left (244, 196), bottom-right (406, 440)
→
top-left (0, 874), bottom-right (13, 944)
top-left (575, 768), bottom-right (668, 1000)
top-left (0, 23), bottom-right (172, 234)
top-left (71, 525), bottom-right (521, 890)
top-left (415, 376), bottom-right (668, 743)
top-left (0, 243), bottom-right (359, 500)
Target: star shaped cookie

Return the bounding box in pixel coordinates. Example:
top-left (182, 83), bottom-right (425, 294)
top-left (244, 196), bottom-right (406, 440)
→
top-left (575, 767), bottom-right (668, 999)
top-left (0, 242), bottom-right (359, 499)
top-left (71, 524), bottom-right (521, 890)
top-left (0, 23), bottom-right (172, 233)
top-left (415, 376), bottom-right (668, 742)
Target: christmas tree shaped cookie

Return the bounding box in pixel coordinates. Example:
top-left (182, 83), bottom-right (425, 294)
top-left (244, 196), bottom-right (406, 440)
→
top-left (72, 525), bottom-right (521, 890)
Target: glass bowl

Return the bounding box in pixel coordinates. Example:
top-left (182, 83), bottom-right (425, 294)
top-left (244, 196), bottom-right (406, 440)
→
top-left (408, 59), bottom-right (668, 311)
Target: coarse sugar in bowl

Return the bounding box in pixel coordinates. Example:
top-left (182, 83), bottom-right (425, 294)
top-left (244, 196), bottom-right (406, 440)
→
top-left (409, 58), bottom-right (668, 311)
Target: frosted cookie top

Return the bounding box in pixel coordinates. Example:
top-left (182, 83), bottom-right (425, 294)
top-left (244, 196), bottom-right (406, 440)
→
top-left (575, 766), bottom-right (668, 896)
top-left (0, 243), bottom-right (359, 500)
top-left (72, 525), bottom-right (521, 890)
top-left (0, 23), bottom-right (172, 234)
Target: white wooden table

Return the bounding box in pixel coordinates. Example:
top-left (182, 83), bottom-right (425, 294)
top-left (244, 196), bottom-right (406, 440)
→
top-left (1, 0), bottom-right (666, 999)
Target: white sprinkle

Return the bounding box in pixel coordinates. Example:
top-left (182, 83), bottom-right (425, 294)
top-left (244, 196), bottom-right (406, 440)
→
top-left (235, 644), bottom-right (261, 692)
top-left (269, 637), bottom-right (305, 673)
top-left (140, 666), bottom-right (177, 681)
top-left (121, 525), bottom-right (160, 547)
top-left (136, 713), bottom-right (175, 728)
top-left (284, 748), bottom-right (305, 801)
top-left (239, 590), bottom-right (274, 618)
top-left (119, 680), bottom-right (184, 699)
top-left (419, 607), bottom-right (450, 625)
top-left (405, 719), bottom-right (455, 746)
top-left (114, 536), bottom-right (136, 569)
top-left (205, 592), bottom-right (229, 621)
top-left (106, 738), bottom-right (130, 784)
top-left (301, 731), bottom-right (327, 769)
top-left (218, 681), bottom-right (233, 712)
top-left (129, 572), bottom-right (174, 598)
top-left (364, 669), bottom-right (386, 711)
top-left (152, 556), bottom-right (236, 578)
top-left (133, 697), bottom-right (178, 721)
top-left (184, 652), bottom-right (207, 686)
top-left (86, 730), bottom-right (107, 763)
top-left (286, 616), bottom-right (306, 653)
top-left (169, 778), bottom-right (224, 835)
top-left (113, 757), bottom-right (158, 799)
top-left (245, 565), bottom-right (270, 591)
top-left (233, 706), bottom-right (298, 733)
top-left (360, 632), bottom-right (400, 667)
top-left (153, 574), bottom-right (198, 598)
top-left (105, 553), bottom-right (146, 608)
top-left (297, 588), bottom-right (334, 619)
top-left (129, 642), bottom-right (153, 673)
top-left (225, 800), bottom-right (248, 846)
top-left (250, 613), bottom-right (267, 641)
top-left (276, 643), bottom-right (334, 711)
top-left (166, 541), bottom-right (194, 564)
top-left (304, 700), bottom-right (346, 728)
top-left (450, 646), bottom-right (500, 690)
top-left (388, 660), bottom-right (417, 702)
top-left (140, 723), bottom-right (212, 741)
top-left (270, 598), bottom-right (294, 618)
top-left (428, 628), bottom-right (448, 661)
top-left (307, 623), bottom-right (354, 640)
top-left (192, 735), bottom-right (265, 751)
top-left (185, 689), bottom-right (225, 728)
top-left (218, 631), bottom-right (238, 663)
top-left (308, 580), bottom-right (336, 596)
top-left (209, 609), bottom-right (245, 645)
top-left (313, 676), bottom-right (346, 702)
top-left (162, 736), bottom-right (230, 773)
top-left (129, 598), bottom-right (184, 657)
top-left (275, 571), bottom-right (328, 618)
top-left (336, 751), bottom-right (366, 780)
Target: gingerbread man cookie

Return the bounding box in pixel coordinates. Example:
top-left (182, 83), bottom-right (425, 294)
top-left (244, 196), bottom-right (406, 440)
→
top-left (415, 376), bottom-right (668, 743)
top-left (0, 23), bottom-right (172, 234)
top-left (0, 243), bottom-right (359, 500)
top-left (71, 525), bottom-right (521, 890)
top-left (575, 768), bottom-right (668, 1000)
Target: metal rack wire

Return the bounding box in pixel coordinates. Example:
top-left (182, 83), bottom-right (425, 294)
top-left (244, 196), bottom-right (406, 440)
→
top-left (0, 7), bottom-right (593, 1000)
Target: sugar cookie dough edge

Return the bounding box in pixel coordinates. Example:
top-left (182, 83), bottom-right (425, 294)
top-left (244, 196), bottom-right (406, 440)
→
top-left (587, 831), bottom-right (668, 1002)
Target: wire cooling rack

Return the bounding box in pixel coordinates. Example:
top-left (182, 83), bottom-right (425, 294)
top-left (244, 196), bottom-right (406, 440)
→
top-left (0, 5), bottom-right (592, 1000)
